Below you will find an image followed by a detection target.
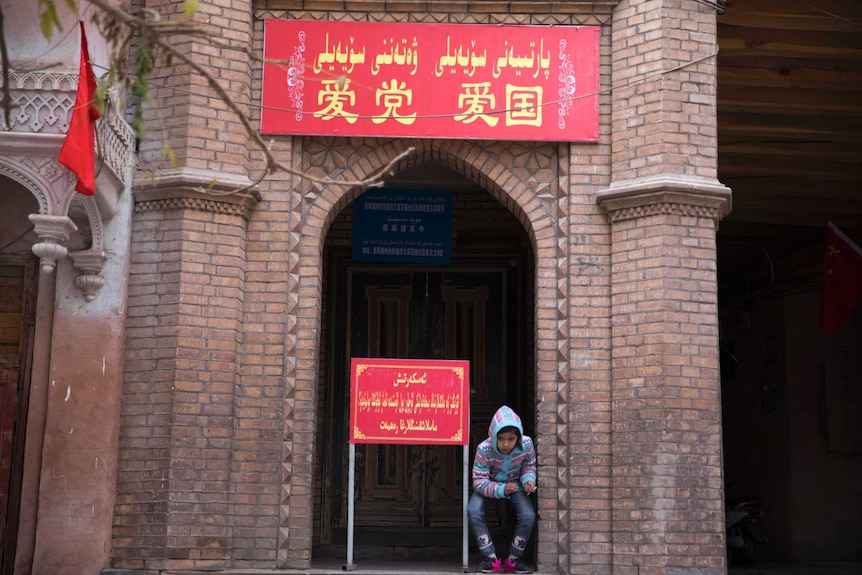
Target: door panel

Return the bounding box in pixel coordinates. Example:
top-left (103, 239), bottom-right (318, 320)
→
top-left (350, 274), bottom-right (418, 525)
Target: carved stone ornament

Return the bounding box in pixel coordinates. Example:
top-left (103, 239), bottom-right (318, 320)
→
top-left (2, 70), bottom-right (136, 300)
top-left (134, 167), bottom-right (261, 219)
top-left (70, 249), bottom-right (108, 301)
top-left (597, 174), bottom-right (732, 224)
top-left (28, 214), bottom-right (77, 273)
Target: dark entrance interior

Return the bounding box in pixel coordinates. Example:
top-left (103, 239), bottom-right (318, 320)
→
top-left (715, 2), bottom-right (862, 563)
top-left (0, 257), bottom-right (37, 575)
top-left (314, 164), bottom-right (536, 562)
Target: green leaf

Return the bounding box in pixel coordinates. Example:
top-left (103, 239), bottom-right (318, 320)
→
top-left (127, 39), bottom-right (155, 139)
top-left (161, 144), bottom-right (178, 168)
top-left (131, 115), bottom-right (146, 140)
top-left (184, 0), bottom-right (199, 18)
top-left (38, 1), bottom-right (61, 41)
top-left (94, 79), bottom-right (108, 116)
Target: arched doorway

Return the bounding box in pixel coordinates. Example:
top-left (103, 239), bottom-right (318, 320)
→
top-left (313, 162), bottom-right (537, 562)
top-left (0, 180), bottom-right (40, 575)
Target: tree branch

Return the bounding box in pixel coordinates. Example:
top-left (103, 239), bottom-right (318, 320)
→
top-left (0, 5), bottom-right (12, 129)
top-left (88, 0), bottom-right (415, 191)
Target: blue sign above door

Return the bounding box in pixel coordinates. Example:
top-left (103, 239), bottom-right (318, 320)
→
top-left (352, 189), bottom-right (453, 264)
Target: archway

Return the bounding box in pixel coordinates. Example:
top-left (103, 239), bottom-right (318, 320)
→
top-left (281, 136), bottom-right (569, 569)
top-left (0, 178), bottom-right (40, 575)
top-left (313, 161), bottom-right (537, 564)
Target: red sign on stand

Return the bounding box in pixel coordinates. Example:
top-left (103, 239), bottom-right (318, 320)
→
top-left (262, 20), bottom-right (600, 142)
top-left (350, 358), bottom-right (470, 445)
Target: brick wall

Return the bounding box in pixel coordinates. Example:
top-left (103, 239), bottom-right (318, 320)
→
top-left (603, 1), bottom-right (729, 572)
top-left (112, 0), bottom-right (733, 572)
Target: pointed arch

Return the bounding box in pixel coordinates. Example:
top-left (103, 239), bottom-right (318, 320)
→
top-left (278, 136), bottom-right (566, 568)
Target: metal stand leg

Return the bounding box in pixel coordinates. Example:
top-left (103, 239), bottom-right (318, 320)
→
top-left (463, 444), bottom-right (470, 572)
top-left (343, 442), bottom-right (356, 571)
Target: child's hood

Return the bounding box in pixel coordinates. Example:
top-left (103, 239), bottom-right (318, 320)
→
top-left (488, 405), bottom-right (524, 454)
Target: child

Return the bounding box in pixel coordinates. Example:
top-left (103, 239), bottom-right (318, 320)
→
top-left (469, 405), bottom-right (537, 574)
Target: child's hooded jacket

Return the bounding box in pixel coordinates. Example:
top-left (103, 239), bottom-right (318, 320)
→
top-left (471, 405), bottom-right (537, 499)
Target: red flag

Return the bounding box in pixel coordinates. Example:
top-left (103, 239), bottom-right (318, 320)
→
top-left (58, 21), bottom-right (101, 196)
top-left (819, 222), bottom-right (862, 337)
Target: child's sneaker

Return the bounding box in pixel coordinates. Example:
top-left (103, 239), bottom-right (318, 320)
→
top-left (477, 556), bottom-right (502, 573)
top-left (504, 557), bottom-right (532, 574)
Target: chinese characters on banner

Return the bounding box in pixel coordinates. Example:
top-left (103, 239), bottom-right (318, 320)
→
top-left (352, 189), bottom-right (453, 264)
top-left (261, 20), bottom-right (600, 142)
top-left (350, 358), bottom-right (470, 445)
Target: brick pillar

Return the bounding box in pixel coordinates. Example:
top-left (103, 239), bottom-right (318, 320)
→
top-left (115, 186), bottom-right (259, 571)
top-left (601, 0), bottom-right (732, 573)
top-left (599, 182), bottom-right (730, 574)
top-left (610, 0), bottom-right (720, 182)
top-left (138, 0), bottom-right (253, 179)
top-left (112, 1), bottom-right (259, 567)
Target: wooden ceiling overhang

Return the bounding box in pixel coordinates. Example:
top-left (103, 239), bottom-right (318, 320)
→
top-left (716, 0), bottom-right (862, 297)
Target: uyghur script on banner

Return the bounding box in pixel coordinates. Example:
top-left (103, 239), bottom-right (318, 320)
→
top-left (350, 358), bottom-right (470, 445)
top-left (261, 20), bottom-right (600, 142)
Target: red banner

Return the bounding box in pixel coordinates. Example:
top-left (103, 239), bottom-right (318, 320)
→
top-left (350, 358), bottom-right (470, 445)
top-left (261, 20), bottom-right (599, 142)
top-left (819, 222), bottom-right (862, 337)
top-left (58, 21), bottom-right (101, 195)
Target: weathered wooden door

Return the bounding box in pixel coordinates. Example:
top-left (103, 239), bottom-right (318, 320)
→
top-left (0, 259), bottom-right (36, 575)
top-left (323, 263), bottom-right (517, 547)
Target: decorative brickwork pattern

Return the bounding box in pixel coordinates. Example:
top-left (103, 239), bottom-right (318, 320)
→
top-left (607, 201), bottom-right (723, 223)
top-left (277, 136), bottom-right (569, 569)
top-left (261, 1), bottom-right (615, 24)
top-left (277, 133), bottom-right (314, 566)
top-left (135, 196), bottom-right (256, 219)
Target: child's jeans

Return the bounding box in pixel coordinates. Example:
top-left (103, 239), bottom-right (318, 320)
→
top-left (468, 490), bottom-right (536, 559)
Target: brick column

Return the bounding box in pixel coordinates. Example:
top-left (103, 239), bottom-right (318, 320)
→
top-left (603, 0), bottom-right (732, 573)
top-left (112, 1), bottom-right (258, 567)
top-left (598, 182), bottom-right (729, 574)
top-left (610, 0), bottom-right (720, 182)
top-left (138, 0), bottom-right (253, 180)
top-left (115, 184), bottom-right (259, 571)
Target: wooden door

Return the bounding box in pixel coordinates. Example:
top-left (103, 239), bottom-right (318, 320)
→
top-left (0, 259), bottom-right (36, 575)
top-left (329, 264), bottom-right (514, 542)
